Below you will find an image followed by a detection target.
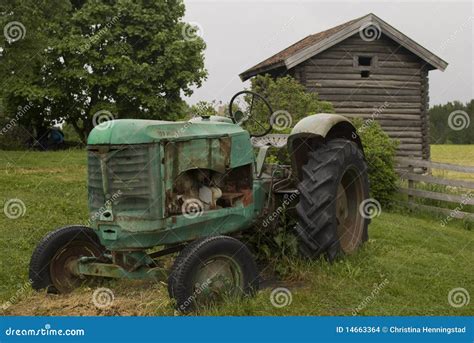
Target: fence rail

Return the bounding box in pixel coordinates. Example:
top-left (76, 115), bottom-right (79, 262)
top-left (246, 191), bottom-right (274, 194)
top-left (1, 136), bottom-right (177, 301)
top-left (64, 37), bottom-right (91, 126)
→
top-left (396, 157), bottom-right (474, 222)
top-left (396, 157), bottom-right (474, 174)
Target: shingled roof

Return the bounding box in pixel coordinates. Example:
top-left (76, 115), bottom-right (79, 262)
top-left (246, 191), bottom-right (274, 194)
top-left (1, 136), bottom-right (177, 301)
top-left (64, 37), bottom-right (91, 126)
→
top-left (240, 13), bottom-right (448, 81)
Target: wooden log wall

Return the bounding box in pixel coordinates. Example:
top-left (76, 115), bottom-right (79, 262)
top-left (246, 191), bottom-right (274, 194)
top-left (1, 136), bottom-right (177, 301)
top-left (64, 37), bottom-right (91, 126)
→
top-left (420, 66), bottom-right (430, 160)
top-left (292, 34), bottom-right (430, 159)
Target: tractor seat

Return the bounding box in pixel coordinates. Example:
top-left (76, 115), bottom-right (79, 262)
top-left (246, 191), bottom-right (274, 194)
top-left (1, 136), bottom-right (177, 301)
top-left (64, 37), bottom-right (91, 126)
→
top-left (251, 134), bottom-right (288, 148)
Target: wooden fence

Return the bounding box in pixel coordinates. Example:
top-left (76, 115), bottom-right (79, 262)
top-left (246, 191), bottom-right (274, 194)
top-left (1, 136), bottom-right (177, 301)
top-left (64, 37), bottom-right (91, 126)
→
top-left (396, 157), bottom-right (474, 221)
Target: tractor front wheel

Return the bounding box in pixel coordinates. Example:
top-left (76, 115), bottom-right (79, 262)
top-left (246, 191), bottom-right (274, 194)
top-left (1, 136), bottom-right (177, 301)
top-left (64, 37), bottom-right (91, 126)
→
top-left (29, 225), bottom-right (106, 293)
top-left (295, 138), bottom-right (369, 261)
top-left (168, 236), bottom-right (259, 312)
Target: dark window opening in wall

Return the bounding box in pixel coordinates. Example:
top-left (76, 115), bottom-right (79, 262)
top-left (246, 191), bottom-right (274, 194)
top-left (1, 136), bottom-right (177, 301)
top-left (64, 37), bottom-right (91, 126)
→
top-left (361, 70), bottom-right (370, 78)
top-left (358, 56), bottom-right (372, 66)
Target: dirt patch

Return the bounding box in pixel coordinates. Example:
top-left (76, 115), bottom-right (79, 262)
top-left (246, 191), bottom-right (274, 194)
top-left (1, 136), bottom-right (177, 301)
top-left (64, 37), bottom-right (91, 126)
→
top-left (1, 268), bottom-right (300, 316)
top-left (2, 280), bottom-right (174, 316)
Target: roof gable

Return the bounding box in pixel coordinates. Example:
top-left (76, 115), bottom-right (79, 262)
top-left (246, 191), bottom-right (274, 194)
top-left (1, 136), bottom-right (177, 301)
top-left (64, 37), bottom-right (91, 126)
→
top-left (240, 13), bottom-right (448, 81)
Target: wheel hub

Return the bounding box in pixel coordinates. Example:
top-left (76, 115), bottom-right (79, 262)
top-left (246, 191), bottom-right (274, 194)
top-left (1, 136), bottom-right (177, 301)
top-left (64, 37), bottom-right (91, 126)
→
top-left (193, 256), bottom-right (243, 305)
top-left (335, 167), bottom-right (365, 254)
top-left (50, 241), bottom-right (103, 293)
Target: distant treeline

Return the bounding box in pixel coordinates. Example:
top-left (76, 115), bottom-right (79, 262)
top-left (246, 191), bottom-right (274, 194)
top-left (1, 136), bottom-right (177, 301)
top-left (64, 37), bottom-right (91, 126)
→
top-left (429, 100), bottom-right (473, 144)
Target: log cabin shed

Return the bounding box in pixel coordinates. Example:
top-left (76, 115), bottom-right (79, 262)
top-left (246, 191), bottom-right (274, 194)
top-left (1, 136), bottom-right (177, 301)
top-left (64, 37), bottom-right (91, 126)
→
top-left (240, 13), bottom-right (448, 160)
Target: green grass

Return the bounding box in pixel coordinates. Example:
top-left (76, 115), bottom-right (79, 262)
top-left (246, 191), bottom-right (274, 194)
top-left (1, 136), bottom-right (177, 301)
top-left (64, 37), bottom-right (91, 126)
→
top-left (0, 149), bottom-right (473, 316)
top-left (205, 211), bottom-right (473, 316)
top-left (395, 145), bottom-right (474, 221)
top-left (431, 144), bottom-right (474, 181)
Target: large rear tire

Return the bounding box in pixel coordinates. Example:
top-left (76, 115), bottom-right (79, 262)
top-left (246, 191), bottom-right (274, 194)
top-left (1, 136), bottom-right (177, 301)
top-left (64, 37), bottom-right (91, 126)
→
top-left (295, 139), bottom-right (369, 261)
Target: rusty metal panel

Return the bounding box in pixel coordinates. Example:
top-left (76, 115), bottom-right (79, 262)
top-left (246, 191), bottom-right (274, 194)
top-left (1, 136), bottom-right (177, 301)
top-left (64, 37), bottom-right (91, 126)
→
top-left (164, 137), bottom-right (231, 178)
top-left (87, 144), bottom-right (161, 219)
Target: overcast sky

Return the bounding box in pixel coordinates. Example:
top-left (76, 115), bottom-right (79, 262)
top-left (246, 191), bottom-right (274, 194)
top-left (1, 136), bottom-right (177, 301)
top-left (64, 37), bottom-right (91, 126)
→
top-left (182, 0), bottom-right (473, 107)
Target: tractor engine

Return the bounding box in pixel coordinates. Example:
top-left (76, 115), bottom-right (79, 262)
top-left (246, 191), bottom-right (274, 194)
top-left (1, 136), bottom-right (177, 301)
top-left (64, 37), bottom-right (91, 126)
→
top-left (169, 166), bottom-right (254, 216)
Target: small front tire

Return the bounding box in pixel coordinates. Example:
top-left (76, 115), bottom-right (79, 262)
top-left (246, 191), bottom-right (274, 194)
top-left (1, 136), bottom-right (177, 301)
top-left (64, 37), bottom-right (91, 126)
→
top-left (29, 225), bottom-right (105, 293)
top-left (168, 235), bottom-right (259, 312)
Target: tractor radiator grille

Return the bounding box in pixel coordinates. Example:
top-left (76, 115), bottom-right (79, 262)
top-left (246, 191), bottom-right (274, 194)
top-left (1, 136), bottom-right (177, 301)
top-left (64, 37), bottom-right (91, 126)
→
top-left (88, 146), bottom-right (153, 216)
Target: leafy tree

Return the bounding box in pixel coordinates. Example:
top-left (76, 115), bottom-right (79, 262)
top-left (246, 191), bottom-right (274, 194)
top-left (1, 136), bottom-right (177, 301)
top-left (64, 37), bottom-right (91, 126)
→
top-left (249, 74), bottom-right (334, 127)
top-left (189, 100), bottom-right (218, 118)
top-left (0, 0), bottom-right (70, 145)
top-left (243, 74), bottom-right (334, 161)
top-left (0, 0), bottom-right (207, 144)
top-left (429, 100), bottom-right (473, 144)
top-left (61, 122), bottom-right (83, 144)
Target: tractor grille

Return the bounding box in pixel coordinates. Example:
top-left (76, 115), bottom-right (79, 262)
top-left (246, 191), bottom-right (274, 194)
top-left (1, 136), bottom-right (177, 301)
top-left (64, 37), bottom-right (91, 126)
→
top-left (88, 146), bottom-right (153, 217)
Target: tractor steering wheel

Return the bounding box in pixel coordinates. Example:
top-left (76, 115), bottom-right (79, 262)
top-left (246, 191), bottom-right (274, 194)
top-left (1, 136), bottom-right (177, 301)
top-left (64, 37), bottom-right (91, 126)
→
top-left (228, 90), bottom-right (273, 137)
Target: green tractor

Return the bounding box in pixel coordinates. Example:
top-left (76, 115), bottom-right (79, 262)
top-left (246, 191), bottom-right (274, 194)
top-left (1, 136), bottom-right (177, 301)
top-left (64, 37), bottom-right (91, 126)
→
top-left (29, 91), bottom-right (369, 311)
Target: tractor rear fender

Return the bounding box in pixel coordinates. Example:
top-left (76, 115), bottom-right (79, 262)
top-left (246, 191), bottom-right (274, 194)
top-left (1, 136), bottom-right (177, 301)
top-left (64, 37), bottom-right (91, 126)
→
top-left (287, 113), bottom-right (364, 180)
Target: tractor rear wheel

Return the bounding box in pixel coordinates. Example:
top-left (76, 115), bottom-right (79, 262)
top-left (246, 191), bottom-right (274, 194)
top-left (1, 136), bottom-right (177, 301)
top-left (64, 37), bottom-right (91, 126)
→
top-left (168, 236), bottom-right (259, 312)
top-left (29, 225), bottom-right (106, 293)
top-left (295, 138), bottom-right (369, 261)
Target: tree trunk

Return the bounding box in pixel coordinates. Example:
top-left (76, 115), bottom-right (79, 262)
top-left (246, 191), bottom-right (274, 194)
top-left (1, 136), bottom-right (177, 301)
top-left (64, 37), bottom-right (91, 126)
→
top-left (34, 122), bottom-right (49, 150)
top-left (70, 119), bottom-right (87, 144)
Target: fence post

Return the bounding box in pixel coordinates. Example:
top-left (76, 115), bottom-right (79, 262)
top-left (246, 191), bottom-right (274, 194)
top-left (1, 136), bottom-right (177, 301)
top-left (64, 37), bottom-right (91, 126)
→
top-left (408, 155), bottom-right (414, 204)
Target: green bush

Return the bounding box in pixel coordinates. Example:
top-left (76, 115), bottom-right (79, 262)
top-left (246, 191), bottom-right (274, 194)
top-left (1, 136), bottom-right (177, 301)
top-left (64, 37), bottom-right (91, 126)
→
top-left (249, 74), bottom-right (333, 164)
top-left (0, 119), bottom-right (31, 150)
top-left (189, 101), bottom-right (219, 118)
top-left (353, 118), bottom-right (399, 207)
top-left (242, 203), bottom-right (301, 277)
top-left (61, 123), bottom-right (84, 144)
top-left (250, 74), bottom-right (334, 126)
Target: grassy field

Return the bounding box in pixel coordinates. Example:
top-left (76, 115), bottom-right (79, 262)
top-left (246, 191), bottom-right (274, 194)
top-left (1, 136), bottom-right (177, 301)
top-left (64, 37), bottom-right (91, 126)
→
top-left (431, 144), bottom-right (474, 181)
top-left (0, 148), bottom-right (472, 316)
top-left (399, 144), bottom-right (474, 217)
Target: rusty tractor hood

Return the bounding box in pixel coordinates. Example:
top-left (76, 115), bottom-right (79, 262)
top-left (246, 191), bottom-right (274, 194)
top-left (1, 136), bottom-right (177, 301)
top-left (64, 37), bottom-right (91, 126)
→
top-left (87, 117), bottom-right (246, 145)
